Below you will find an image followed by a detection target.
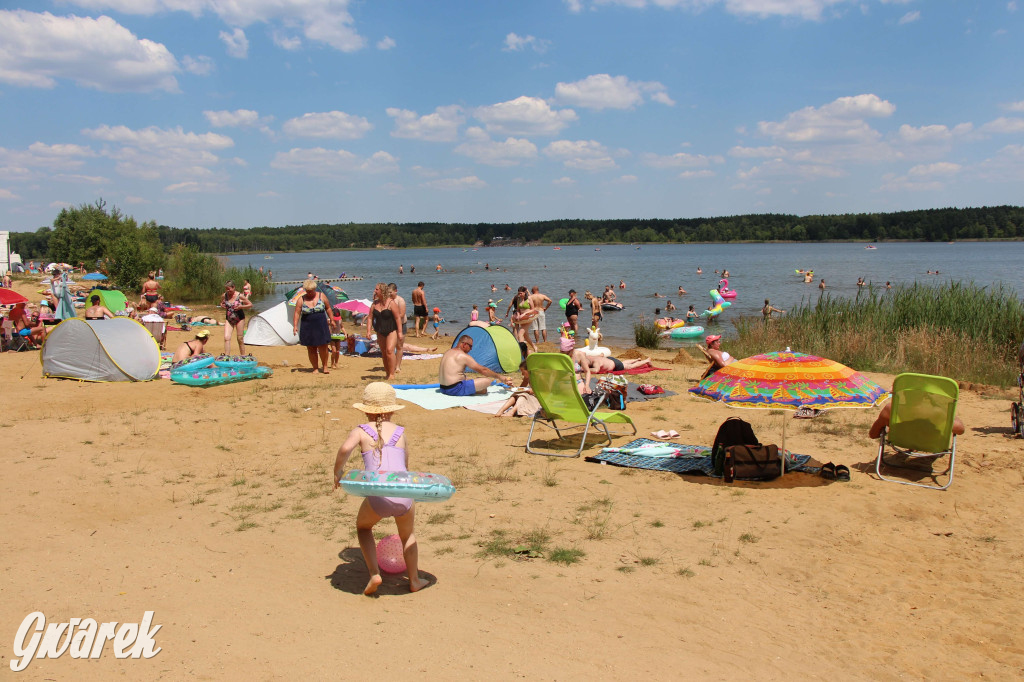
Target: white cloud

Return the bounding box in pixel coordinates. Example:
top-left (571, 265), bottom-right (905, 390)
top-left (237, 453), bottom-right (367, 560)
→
top-left (975, 144), bottom-right (1024, 182)
top-left (898, 10), bottom-right (920, 25)
top-left (1004, 100), bottom-right (1024, 112)
top-left (182, 55), bottom-right (214, 75)
top-left (543, 139), bottom-right (617, 171)
top-left (552, 176), bottom-right (575, 185)
top-left (610, 174), bottom-right (638, 184)
top-left (123, 195), bottom-right (150, 204)
top-left (0, 10), bottom-right (179, 92)
top-left (474, 96), bottom-right (577, 136)
top-left (503, 32), bottom-right (550, 53)
top-left (272, 31), bottom-right (302, 50)
top-left (907, 162), bottom-right (960, 176)
top-left (377, 36), bottom-right (396, 50)
top-left (52, 173), bottom-right (108, 184)
top-left (387, 106), bottom-right (464, 142)
top-left (642, 151), bottom-right (723, 168)
top-left (257, 190), bottom-right (282, 198)
top-left (1010, 2), bottom-right (1018, 13)
top-left (454, 128), bottom-right (538, 166)
top-left (0, 143), bottom-right (97, 184)
top-left (66, 0), bottom-right (367, 52)
top-left (679, 170), bottom-right (715, 178)
top-left (554, 73), bottom-right (674, 110)
top-left (878, 172), bottom-right (943, 193)
top-left (422, 176), bottom-right (487, 191)
top-left (980, 117), bottom-right (1024, 134)
top-left (220, 28), bottom-right (249, 58)
top-left (82, 124), bottom-right (233, 180)
top-left (758, 94), bottom-right (895, 143)
top-left (736, 159), bottom-right (846, 182)
top-left (282, 111), bottom-right (373, 139)
top-left (0, 188), bottom-right (20, 200)
top-left (205, 109), bottom-right (261, 127)
top-left (729, 145), bottom-right (788, 158)
top-left (165, 180), bottom-right (228, 194)
top-left (563, 0), bottom-right (583, 12)
top-left (897, 123), bottom-right (973, 143)
top-left (580, 0), bottom-right (852, 21)
top-left (270, 147), bottom-right (397, 177)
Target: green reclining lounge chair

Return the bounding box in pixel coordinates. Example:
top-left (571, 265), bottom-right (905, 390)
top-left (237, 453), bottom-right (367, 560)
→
top-left (875, 372), bottom-right (959, 490)
top-left (525, 352), bottom-right (636, 457)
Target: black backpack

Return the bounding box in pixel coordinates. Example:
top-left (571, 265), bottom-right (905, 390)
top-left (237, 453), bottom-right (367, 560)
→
top-left (712, 417), bottom-right (758, 475)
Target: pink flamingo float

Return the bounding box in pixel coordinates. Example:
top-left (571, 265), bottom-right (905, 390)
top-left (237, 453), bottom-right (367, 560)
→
top-left (718, 278), bottom-right (738, 299)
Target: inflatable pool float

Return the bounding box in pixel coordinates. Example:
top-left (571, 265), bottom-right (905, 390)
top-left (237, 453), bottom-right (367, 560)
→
top-left (339, 470), bottom-right (456, 501)
top-left (582, 327), bottom-right (610, 356)
top-left (558, 297), bottom-right (568, 310)
top-left (701, 289), bottom-right (732, 319)
top-left (170, 353), bottom-right (216, 372)
top-left (171, 365), bottom-right (272, 387)
top-left (661, 325), bottom-right (705, 339)
top-left (655, 317), bottom-right (688, 331)
top-left (718, 279), bottom-right (737, 299)
top-left (213, 354), bottom-right (258, 369)
top-left (601, 302), bottom-right (624, 311)
top-left (513, 308), bottom-right (540, 326)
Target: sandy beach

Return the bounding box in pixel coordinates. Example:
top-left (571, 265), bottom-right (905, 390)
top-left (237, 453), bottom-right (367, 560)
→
top-left (2, 280), bottom-right (1023, 679)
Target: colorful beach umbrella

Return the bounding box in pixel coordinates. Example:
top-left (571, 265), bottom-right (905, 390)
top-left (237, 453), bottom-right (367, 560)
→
top-left (689, 350), bottom-right (888, 411)
top-left (689, 350), bottom-right (888, 476)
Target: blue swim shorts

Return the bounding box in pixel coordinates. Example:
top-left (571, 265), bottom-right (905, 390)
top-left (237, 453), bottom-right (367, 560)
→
top-left (440, 379), bottom-right (477, 397)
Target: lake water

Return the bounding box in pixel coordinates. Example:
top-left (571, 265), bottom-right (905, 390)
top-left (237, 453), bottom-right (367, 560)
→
top-left (226, 242), bottom-right (1024, 346)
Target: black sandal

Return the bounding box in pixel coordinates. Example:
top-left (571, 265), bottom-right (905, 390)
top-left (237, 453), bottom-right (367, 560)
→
top-left (835, 464), bottom-right (851, 482)
top-left (820, 462), bottom-right (837, 481)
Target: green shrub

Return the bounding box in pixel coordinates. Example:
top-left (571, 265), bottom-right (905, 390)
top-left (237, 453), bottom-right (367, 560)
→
top-left (161, 245), bottom-right (226, 303)
top-left (633, 314), bottom-right (661, 349)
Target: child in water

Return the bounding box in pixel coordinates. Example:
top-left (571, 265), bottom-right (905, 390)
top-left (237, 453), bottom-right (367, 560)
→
top-left (333, 382), bottom-right (428, 595)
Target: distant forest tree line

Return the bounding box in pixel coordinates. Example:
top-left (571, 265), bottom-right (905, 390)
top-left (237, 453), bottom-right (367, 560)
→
top-left (11, 205), bottom-right (1024, 258)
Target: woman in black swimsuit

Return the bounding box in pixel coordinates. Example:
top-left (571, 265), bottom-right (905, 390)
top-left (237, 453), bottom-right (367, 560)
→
top-left (367, 282), bottom-right (399, 381)
top-left (84, 295), bottom-right (114, 320)
top-left (221, 280), bottom-right (252, 355)
top-left (292, 279), bottom-right (332, 374)
top-left (564, 289), bottom-right (581, 338)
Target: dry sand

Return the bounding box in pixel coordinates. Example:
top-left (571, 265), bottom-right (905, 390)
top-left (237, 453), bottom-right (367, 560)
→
top-left (2, 282), bottom-right (1023, 679)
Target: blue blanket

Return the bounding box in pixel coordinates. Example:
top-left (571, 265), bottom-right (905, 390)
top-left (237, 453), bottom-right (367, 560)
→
top-left (587, 438), bottom-right (817, 477)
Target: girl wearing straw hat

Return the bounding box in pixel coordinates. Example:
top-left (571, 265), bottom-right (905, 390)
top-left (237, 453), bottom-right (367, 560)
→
top-left (333, 383), bottom-right (427, 595)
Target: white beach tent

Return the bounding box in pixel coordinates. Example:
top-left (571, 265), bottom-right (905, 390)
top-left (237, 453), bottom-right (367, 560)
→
top-left (40, 318), bottom-right (160, 382)
top-left (244, 301), bottom-right (300, 346)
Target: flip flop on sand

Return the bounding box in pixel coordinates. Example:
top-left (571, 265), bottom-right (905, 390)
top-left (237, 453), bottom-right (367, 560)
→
top-left (666, 430), bottom-right (680, 439)
top-left (835, 464), bottom-right (851, 482)
top-left (820, 462), bottom-right (837, 481)
top-left (650, 430), bottom-right (669, 439)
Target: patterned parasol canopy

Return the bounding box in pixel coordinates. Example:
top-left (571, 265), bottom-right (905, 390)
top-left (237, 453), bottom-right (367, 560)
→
top-left (689, 350), bottom-right (888, 411)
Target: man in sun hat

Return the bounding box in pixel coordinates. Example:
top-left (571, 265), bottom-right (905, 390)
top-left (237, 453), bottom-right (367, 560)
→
top-left (171, 328), bottom-right (211, 364)
top-left (705, 334), bottom-right (735, 370)
top-left (439, 335), bottom-right (512, 396)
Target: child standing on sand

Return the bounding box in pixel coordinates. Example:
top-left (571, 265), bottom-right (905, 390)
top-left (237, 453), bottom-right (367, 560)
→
top-left (430, 307), bottom-right (444, 340)
top-left (333, 383), bottom-right (427, 595)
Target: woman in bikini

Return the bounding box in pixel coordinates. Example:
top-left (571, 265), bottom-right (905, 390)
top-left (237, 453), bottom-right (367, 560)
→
top-left (292, 279), bottom-right (332, 374)
top-left (171, 329), bottom-right (211, 365)
top-left (366, 282), bottom-right (399, 381)
top-left (220, 280), bottom-right (252, 355)
top-left (140, 271), bottom-right (161, 308)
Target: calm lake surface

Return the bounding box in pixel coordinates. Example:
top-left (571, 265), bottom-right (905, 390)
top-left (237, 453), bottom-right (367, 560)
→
top-left (226, 242), bottom-right (1024, 346)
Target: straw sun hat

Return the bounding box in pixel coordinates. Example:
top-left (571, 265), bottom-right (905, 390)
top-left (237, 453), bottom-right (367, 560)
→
top-left (352, 382), bottom-right (405, 414)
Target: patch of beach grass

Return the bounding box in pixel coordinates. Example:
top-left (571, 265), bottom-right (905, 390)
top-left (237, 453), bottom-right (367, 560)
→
top-left (548, 547), bottom-right (585, 565)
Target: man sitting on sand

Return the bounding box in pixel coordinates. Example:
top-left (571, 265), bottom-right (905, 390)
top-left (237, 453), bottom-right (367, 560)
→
top-left (439, 335), bottom-right (512, 396)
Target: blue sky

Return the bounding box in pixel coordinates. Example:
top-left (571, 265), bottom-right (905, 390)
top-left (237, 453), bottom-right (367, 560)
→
top-left (1, 1), bottom-right (1022, 232)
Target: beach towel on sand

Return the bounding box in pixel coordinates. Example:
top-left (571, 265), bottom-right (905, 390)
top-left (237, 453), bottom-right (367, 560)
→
top-left (587, 438), bottom-right (817, 476)
top-left (394, 385), bottom-right (513, 410)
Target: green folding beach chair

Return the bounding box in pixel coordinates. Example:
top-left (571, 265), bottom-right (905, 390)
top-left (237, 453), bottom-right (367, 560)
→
top-left (875, 373), bottom-right (959, 490)
top-left (525, 352), bottom-right (636, 457)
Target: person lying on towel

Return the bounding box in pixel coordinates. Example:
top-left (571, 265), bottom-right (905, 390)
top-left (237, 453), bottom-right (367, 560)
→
top-left (439, 335), bottom-right (513, 396)
top-left (585, 354), bottom-right (652, 373)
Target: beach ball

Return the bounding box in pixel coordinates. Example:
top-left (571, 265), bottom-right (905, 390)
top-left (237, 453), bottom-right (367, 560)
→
top-left (376, 534), bottom-right (406, 574)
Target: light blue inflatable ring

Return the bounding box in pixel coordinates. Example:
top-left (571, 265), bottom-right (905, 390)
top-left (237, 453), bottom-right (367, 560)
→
top-left (340, 470), bottom-right (456, 502)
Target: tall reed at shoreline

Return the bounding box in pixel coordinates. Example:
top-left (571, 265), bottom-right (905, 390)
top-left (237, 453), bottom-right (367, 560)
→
top-left (732, 282), bottom-right (1024, 386)
top-left (161, 244), bottom-right (274, 303)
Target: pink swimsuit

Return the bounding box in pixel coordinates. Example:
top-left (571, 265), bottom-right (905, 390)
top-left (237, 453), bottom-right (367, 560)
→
top-left (359, 424), bottom-right (413, 517)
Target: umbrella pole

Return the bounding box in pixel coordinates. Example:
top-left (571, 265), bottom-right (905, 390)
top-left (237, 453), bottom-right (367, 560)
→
top-left (781, 414), bottom-right (787, 477)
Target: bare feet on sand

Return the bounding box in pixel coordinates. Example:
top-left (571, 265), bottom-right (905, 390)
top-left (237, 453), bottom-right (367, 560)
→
top-left (409, 575), bottom-right (428, 592)
top-left (364, 574), bottom-right (383, 596)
